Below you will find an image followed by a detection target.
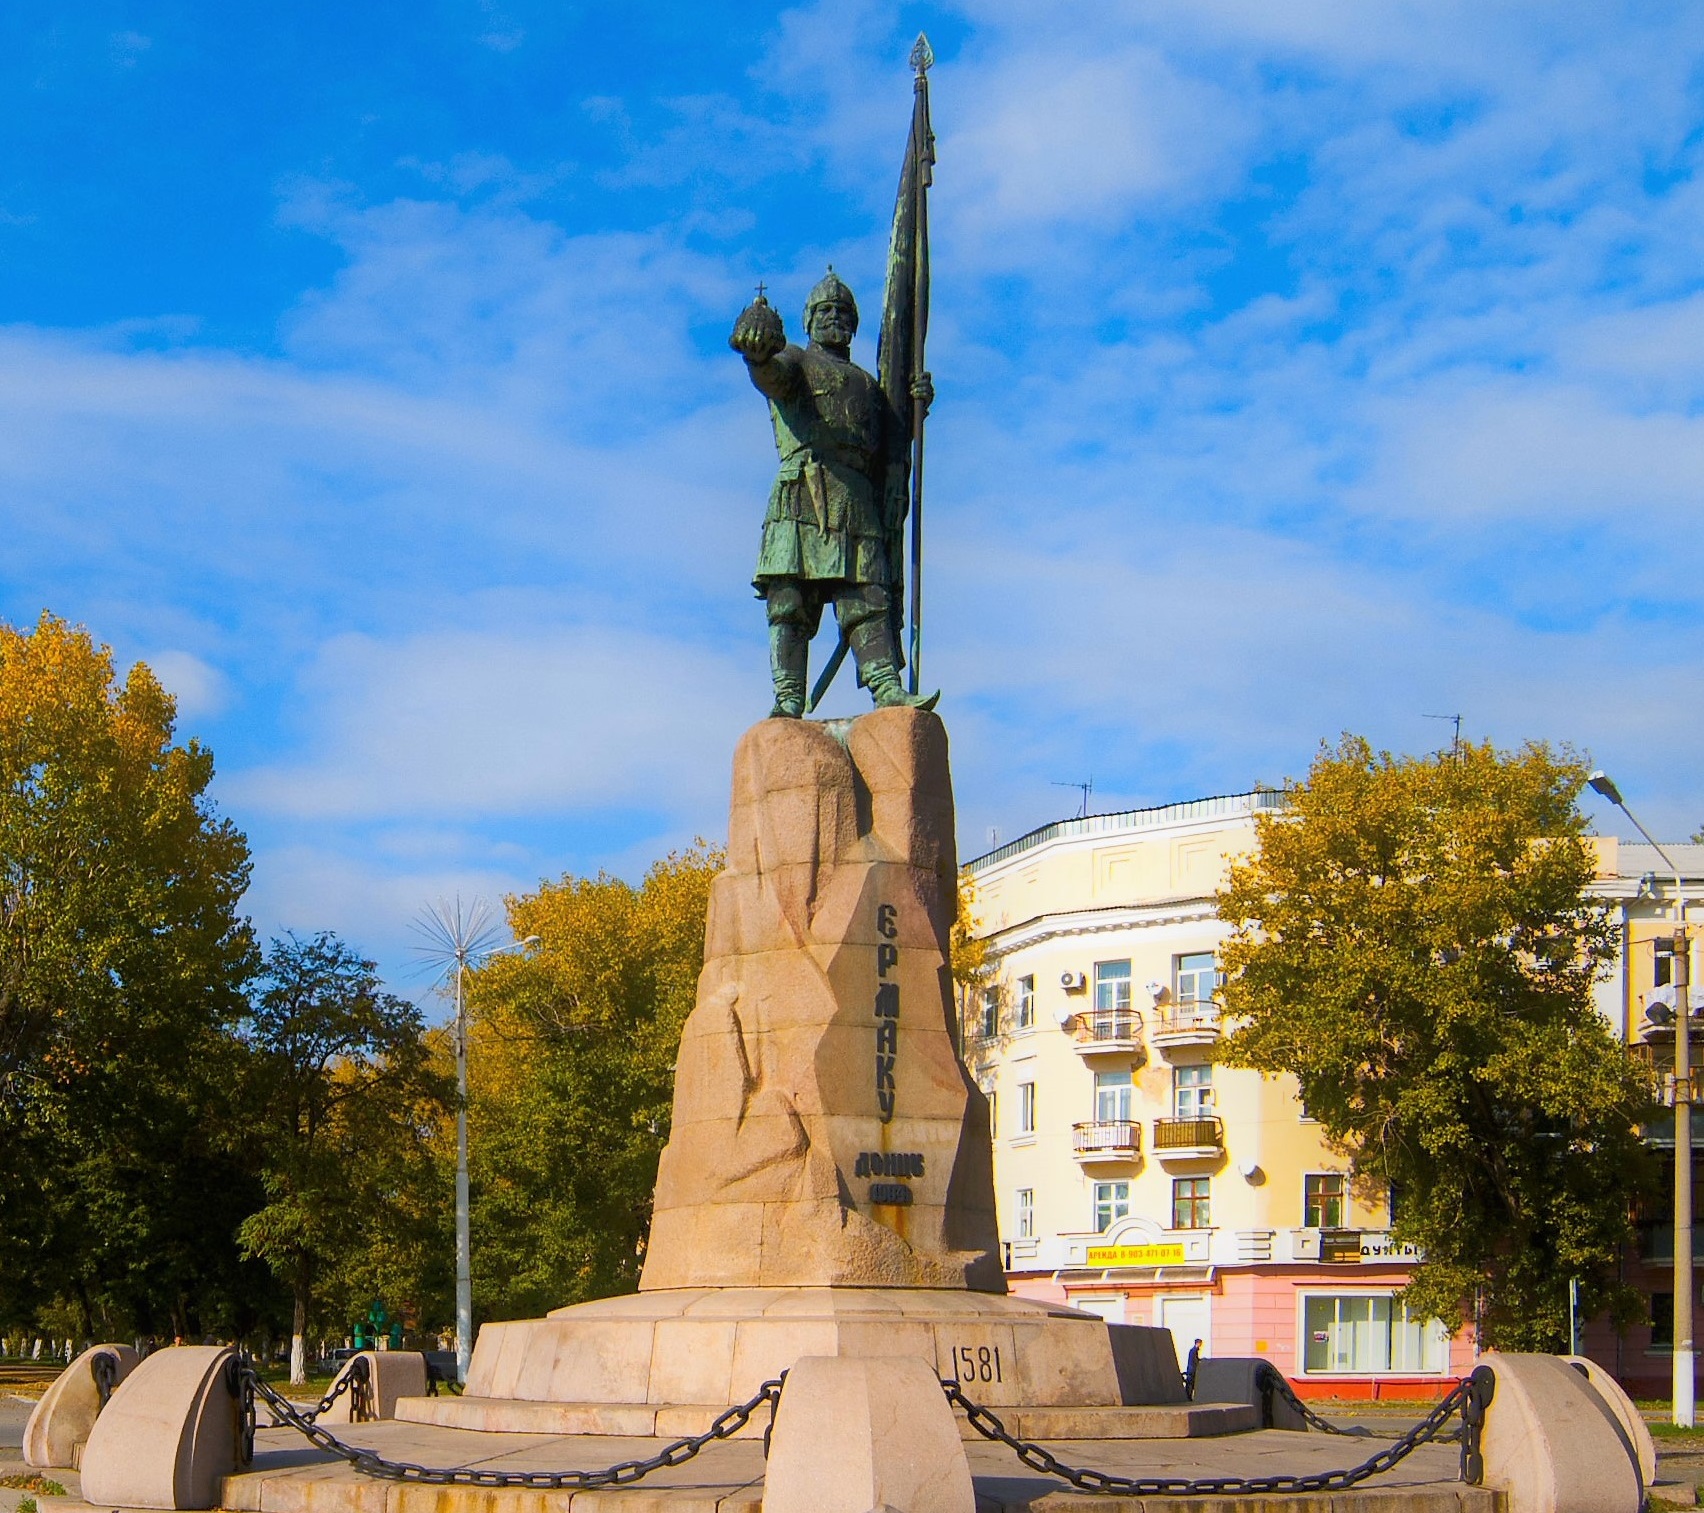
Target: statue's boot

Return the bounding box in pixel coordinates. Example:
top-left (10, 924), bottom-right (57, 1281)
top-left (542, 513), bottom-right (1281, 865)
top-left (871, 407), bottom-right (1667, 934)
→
top-left (769, 622), bottom-right (808, 718)
top-left (849, 618), bottom-right (939, 712)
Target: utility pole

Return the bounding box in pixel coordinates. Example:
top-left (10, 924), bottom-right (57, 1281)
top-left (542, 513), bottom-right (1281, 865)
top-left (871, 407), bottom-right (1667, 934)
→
top-left (453, 951), bottom-right (472, 1389)
top-left (413, 900), bottom-right (539, 1385)
top-left (1676, 921), bottom-right (1694, 1425)
top-left (1586, 771), bottom-right (1691, 1424)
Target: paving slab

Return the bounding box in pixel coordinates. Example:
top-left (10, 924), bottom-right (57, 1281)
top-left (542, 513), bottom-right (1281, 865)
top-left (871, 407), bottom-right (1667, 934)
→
top-left (205, 1418), bottom-right (1493, 1513)
top-left (2, 1415), bottom-right (1497, 1513)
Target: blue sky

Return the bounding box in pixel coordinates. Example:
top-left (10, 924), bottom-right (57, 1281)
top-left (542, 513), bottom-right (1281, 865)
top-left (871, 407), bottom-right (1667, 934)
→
top-left (4, 1), bottom-right (1703, 994)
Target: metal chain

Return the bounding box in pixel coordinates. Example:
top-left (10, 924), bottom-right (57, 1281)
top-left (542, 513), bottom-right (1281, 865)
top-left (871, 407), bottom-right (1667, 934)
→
top-left (942, 1366), bottom-right (1497, 1497)
top-left (236, 1357), bottom-right (783, 1490)
top-left (302, 1358), bottom-right (371, 1425)
top-left (233, 1350), bottom-right (1496, 1500)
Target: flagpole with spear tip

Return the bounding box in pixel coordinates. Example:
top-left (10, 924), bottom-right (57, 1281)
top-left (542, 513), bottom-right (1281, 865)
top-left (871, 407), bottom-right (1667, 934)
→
top-left (806, 35), bottom-right (935, 714)
top-left (906, 34), bottom-right (933, 694)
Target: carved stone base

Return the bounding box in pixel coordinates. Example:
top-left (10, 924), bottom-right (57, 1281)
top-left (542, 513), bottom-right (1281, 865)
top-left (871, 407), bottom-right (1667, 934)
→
top-left (639, 710), bottom-right (1003, 1293)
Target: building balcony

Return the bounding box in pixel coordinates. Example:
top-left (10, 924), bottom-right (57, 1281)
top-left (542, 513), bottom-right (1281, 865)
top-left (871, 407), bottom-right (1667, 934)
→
top-left (1152, 1115), bottom-right (1223, 1160)
top-left (1072, 1119), bottom-right (1142, 1165)
top-left (1150, 999), bottom-right (1223, 1051)
top-left (1070, 1008), bottom-right (1144, 1058)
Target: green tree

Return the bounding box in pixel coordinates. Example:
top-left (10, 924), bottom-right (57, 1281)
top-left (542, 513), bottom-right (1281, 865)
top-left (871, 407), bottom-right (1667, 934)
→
top-left (238, 933), bottom-right (451, 1381)
top-left (463, 845), bottom-right (720, 1319)
top-left (0, 613), bottom-right (261, 1341)
top-left (1216, 735), bottom-right (1657, 1350)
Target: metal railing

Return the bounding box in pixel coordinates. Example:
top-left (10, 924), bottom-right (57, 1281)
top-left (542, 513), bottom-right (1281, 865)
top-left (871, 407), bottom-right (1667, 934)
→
top-left (1076, 1008), bottom-right (1142, 1043)
top-left (967, 788), bottom-right (1289, 870)
top-left (1072, 1120), bottom-right (1141, 1156)
top-left (1153, 1115), bottom-right (1223, 1150)
top-left (1152, 999), bottom-right (1223, 1037)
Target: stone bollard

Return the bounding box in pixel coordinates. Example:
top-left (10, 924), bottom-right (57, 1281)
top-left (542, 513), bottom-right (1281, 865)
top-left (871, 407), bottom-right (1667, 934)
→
top-left (1190, 1358), bottom-right (1307, 1429)
top-left (1477, 1352), bottom-right (1641, 1513)
top-left (1558, 1355), bottom-right (1655, 1489)
top-left (762, 1356), bottom-right (973, 1513)
top-left (80, 1345), bottom-right (244, 1510)
top-left (1107, 1324), bottom-right (1189, 1404)
top-left (23, 1342), bottom-right (139, 1468)
top-left (316, 1350), bottom-right (429, 1423)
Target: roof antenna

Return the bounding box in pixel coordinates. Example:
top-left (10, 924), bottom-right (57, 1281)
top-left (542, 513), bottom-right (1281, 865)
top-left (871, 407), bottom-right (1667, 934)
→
top-left (1423, 713), bottom-right (1463, 760)
top-left (1052, 776), bottom-right (1093, 818)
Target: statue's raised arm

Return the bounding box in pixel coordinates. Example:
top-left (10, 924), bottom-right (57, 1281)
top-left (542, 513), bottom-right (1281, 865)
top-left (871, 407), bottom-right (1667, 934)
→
top-left (728, 291), bottom-right (798, 401)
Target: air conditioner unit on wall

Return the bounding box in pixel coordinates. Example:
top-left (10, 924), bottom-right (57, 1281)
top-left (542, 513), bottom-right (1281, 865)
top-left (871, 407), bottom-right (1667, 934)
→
top-left (1060, 970), bottom-right (1087, 992)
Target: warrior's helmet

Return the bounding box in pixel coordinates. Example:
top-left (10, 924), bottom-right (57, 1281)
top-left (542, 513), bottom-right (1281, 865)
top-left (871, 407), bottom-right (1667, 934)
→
top-left (803, 267), bottom-right (859, 333)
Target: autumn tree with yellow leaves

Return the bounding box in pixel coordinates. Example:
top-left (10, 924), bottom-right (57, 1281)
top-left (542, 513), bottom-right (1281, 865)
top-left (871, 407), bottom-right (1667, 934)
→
top-left (1216, 735), bottom-right (1657, 1350)
top-left (0, 613), bottom-right (261, 1341)
top-left (461, 846), bottom-right (720, 1319)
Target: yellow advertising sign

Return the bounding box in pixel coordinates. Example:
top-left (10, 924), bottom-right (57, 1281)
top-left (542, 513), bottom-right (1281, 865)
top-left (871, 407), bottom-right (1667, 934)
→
top-left (1085, 1242), bottom-right (1187, 1267)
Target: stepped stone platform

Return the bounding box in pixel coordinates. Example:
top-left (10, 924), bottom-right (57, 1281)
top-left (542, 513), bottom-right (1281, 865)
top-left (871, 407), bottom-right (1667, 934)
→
top-left (413, 1287), bottom-right (1206, 1432)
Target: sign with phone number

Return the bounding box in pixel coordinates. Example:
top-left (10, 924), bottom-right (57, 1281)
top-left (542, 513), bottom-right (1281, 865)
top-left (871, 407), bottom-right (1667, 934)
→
top-left (1085, 1242), bottom-right (1188, 1266)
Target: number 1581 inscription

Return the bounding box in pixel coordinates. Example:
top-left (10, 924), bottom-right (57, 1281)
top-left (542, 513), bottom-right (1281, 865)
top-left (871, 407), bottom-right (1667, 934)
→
top-left (947, 1343), bottom-right (1003, 1384)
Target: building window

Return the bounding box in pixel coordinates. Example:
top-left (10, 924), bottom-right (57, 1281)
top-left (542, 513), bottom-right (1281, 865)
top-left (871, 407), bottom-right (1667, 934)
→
top-left (1094, 1069), bottom-right (1133, 1123)
top-left (1172, 1177), bottom-right (1211, 1229)
top-left (1094, 1181), bottom-right (1131, 1232)
top-left (977, 986), bottom-right (999, 1039)
top-left (1174, 1063), bottom-right (1214, 1119)
top-left (1301, 1295), bottom-right (1449, 1374)
top-left (1175, 951), bottom-right (1220, 1005)
top-left (1016, 975), bottom-right (1035, 1030)
top-left (982, 1085), bottom-right (997, 1138)
top-left (1017, 1188), bottom-right (1035, 1240)
top-left (1305, 1173), bottom-right (1347, 1229)
top-left (1094, 960), bottom-right (1132, 1014)
top-left (1018, 1081), bottom-right (1036, 1134)
top-left (1653, 1292), bottom-right (1675, 1349)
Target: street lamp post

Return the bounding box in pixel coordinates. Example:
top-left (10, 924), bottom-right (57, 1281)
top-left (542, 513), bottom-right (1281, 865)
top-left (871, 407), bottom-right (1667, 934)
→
top-left (1587, 771), bottom-right (1691, 1426)
top-left (415, 901), bottom-right (540, 1385)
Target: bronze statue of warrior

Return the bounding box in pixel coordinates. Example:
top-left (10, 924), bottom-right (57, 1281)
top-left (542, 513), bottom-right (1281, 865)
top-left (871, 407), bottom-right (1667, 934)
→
top-left (729, 269), bottom-right (937, 718)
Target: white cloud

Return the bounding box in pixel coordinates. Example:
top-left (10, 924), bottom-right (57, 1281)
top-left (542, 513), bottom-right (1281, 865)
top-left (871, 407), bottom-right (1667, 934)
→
top-left (948, 46), bottom-right (1251, 233)
top-left (229, 625), bottom-right (765, 821)
top-left (144, 648), bottom-right (230, 722)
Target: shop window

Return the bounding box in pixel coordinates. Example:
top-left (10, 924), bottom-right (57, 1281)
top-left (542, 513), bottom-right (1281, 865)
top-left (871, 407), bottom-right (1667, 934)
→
top-left (1172, 1177), bottom-right (1211, 1229)
top-left (1301, 1295), bottom-right (1448, 1374)
top-left (1016, 975), bottom-right (1035, 1029)
top-left (1094, 1181), bottom-right (1130, 1233)
top-left (1305, 1173), bottom-right (1346, 1229)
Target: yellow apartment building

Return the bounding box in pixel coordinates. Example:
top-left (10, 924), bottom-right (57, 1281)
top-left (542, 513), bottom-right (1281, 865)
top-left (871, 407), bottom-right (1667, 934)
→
top-left (959, 792), bottom-right (1704, 1397)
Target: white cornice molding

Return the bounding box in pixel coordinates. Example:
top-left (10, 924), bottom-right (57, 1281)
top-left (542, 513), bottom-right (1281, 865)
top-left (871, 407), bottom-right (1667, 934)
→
top-left (985, 900), bottom-right (1224, 960)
